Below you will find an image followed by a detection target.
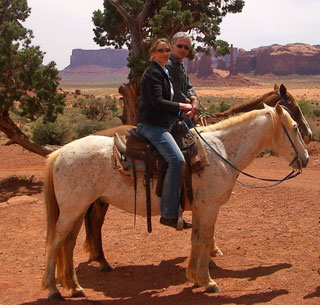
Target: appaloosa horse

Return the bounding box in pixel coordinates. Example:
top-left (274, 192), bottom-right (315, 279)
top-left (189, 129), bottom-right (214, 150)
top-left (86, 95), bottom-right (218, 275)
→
top-left (83, 83), bottom-right (312, 271)
top-left (42, 104), bottom-right (308, 299)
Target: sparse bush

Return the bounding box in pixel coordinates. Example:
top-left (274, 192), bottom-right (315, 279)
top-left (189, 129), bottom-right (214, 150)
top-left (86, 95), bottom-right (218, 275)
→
top-left (74, 121), bottom-right (108, 138)
top-left (31, 121), bottom-right (71, 145)
top-left (73, 96), bottom-right (120, 121)
top-left (312, 109), bottom-right (320, 117)
top-left (219, 101), bottom-right (230, 112)
top-left (297, 100), bottom-right (312, 117)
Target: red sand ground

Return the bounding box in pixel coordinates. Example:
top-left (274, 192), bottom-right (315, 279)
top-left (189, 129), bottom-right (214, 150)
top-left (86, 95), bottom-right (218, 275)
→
top-left (0, 140), bottom-right (320, 305)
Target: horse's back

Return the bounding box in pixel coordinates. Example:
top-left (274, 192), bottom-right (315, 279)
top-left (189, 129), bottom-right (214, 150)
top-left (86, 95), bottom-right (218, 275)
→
top-left (52, 135), bottom-right (114, 209)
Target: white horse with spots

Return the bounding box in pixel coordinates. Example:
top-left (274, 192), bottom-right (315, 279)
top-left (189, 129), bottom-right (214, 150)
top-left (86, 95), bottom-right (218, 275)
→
top-left (42, 104), bottom-right (308, 300)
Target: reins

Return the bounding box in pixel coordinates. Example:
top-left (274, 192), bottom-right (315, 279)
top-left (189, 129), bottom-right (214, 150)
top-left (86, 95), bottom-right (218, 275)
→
top-left (180, 112), bottom-right (301, 189)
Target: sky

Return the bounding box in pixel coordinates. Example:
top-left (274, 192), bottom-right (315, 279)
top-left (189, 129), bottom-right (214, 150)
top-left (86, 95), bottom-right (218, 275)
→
top-left (24, 0), bottom-right (320, 71)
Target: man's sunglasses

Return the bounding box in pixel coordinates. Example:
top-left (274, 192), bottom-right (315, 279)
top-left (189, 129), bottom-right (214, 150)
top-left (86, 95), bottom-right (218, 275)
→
top-left (156, 48), bottom-right (171, 53)
top-left (176, 44), bottom-right (190, 51)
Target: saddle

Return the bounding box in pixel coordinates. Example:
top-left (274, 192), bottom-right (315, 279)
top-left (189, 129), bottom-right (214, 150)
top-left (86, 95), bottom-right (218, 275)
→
top-left (113, 120), bottom-right (205, 233)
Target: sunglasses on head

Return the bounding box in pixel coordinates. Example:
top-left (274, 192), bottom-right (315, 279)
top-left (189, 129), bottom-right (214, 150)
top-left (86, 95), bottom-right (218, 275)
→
top-left (176, 44), bottom-right (190, 51)
top-left (156, 48), bottom-right (171, 53)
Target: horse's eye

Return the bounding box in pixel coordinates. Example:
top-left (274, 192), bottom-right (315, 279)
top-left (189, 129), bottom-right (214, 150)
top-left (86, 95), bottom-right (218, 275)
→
top-left (293, 125), bottom-right (298, 132)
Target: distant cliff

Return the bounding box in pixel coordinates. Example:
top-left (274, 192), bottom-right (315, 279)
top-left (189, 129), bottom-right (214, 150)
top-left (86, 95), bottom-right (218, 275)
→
top-left (68, 48), bottom-right (129, 69)
top-left (236, 43), bottom-right (320, 75)
top-left (60, 43), bottom-right (320, 78)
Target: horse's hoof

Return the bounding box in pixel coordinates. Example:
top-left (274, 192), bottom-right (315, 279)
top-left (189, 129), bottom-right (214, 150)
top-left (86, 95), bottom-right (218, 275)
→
top-left (48, 291), bottom-right (64, 301)
top-left (215, 249), bottom-right (223, 256)
top-left (100, 263), bottom-right (113, 272)
top-left (209, 259), bottom-right (217, 269)
top-left (71, 289), bottom-right (86, 298)
top-left (205, 284), bottom-right (221, 293)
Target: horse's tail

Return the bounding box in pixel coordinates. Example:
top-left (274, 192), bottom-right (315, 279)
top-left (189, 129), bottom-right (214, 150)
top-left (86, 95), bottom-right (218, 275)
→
top-left (44, 149), bottom-right (60, 247)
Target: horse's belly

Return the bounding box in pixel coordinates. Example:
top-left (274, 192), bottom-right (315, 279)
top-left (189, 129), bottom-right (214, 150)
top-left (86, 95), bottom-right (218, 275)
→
top-left (101, 176), bottom-right (162, 217)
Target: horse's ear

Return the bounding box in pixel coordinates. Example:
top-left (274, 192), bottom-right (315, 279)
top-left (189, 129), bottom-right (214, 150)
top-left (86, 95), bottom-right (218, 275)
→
top-left (274, 84), bottom-right (279, 91)
top-left (263, 103), bottom-right (273, 110)
top-left (275, 103), bottom-right (284, 116)
top-left (279, 84), bottom-right (287, 97)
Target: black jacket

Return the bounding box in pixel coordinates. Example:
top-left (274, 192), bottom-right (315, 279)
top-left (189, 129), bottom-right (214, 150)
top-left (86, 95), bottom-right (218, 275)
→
top-left (137, 61), bottom-right (180, 127)
top-left (166, 53), bottom-right (196, 103)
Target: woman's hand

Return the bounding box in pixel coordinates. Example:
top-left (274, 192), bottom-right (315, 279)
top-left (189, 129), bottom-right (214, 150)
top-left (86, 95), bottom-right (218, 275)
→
top-left (179, 103), bottom-right (194, 119)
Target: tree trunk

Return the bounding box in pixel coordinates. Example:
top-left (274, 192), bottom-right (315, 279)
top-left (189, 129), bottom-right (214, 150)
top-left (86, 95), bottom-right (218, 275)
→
top-left (119, 79), bottom-right (140, 125)
top-left (0, 113), bottom-right (54, 157)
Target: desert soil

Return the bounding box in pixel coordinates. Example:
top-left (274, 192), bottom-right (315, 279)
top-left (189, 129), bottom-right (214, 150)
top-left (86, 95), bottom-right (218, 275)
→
top-left (0, 139), bottom-right (320, 305)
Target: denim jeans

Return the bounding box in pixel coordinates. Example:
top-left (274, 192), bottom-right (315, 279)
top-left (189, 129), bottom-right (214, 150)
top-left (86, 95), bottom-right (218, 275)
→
top-left (137, 123), bottom-right (185, 219)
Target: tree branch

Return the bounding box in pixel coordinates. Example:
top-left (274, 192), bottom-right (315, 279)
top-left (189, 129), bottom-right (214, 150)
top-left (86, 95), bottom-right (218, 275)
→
top-left (137, 0), bottom-right (153, 28)
top-left (107, 0), bottom-right (130, 22)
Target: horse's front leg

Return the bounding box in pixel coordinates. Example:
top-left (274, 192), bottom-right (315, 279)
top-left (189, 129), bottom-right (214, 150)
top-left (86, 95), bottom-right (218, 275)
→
top-left (186, 207), bottom-right (200, 284)
top-left (210, 209), bottom-right (223, 259)
top-left (196, 208), bottom-right (221, 292)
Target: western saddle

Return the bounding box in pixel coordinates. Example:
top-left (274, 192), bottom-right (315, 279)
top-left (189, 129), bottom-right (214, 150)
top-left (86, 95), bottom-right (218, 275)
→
top-left (113, 120), bottom-right (204, 232)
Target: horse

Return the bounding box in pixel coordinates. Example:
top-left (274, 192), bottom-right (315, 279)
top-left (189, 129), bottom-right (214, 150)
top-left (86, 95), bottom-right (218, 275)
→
top-left (205, 84), bottom-right (312, 144)
top-left (42, 104), bottom-right (309, 299)
top-left (83, 83), bottom-right (312, 271)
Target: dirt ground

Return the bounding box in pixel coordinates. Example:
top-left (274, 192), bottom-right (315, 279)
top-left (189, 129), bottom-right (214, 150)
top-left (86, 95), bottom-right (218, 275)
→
top-left (0, 139), bottom-right (320, 305)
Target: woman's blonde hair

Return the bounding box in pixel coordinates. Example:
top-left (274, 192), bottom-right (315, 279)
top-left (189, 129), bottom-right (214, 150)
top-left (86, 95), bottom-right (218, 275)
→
top-left (150, 38), bottom-right (170, 54)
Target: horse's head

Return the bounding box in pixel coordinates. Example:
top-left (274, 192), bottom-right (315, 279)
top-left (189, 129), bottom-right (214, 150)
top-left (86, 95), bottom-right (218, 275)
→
top-left (275, 84), bottom-right (312, 144)
top-left (268, 103), bottom-right (309, 170)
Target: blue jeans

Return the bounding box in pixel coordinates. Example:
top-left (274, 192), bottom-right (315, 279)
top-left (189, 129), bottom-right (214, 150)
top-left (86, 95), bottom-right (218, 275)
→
top-left (137, 123), bottom-right (185, 219)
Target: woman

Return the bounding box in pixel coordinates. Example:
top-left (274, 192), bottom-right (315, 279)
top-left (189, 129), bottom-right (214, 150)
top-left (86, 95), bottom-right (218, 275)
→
top-left (137, 38), bottom-right (194, 229)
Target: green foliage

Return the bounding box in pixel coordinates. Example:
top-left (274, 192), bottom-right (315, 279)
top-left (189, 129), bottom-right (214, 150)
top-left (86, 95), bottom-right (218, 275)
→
top-left (31, 121), bottom-right (70, 145)
top-left (73, 95), bottom-right (121, 121)
top-left (0, 0), bottom-right (65, 122)
top-left (297, 100), bottom-right (311, 117)
top-left (31, 107), bottom-right (121, 145)
top-left (92, 0), bottom-right (245, 79)
top-left (207, 101), bottom-right (231, 113)
top-left (312, 109), bottom-right (320, 117)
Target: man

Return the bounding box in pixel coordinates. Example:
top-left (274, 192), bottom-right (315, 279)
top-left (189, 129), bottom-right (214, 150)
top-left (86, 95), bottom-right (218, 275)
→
top-left (166, 32), bottom-right (200, 117)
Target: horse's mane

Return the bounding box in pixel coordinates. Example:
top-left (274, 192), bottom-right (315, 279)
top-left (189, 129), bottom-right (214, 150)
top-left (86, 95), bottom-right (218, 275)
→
top-left (198, 107), bottom-right (280, 133)
top-left (216, 90), bottom-right (277, 117)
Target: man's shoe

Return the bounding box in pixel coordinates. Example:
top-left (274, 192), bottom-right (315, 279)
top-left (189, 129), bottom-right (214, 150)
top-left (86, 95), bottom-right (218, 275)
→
top-left (160, 217), bottom-right (178, 228)
top-left (183, 220), bottom-right (192, 229)
top-left (160, 217), bottom-right (192, 229)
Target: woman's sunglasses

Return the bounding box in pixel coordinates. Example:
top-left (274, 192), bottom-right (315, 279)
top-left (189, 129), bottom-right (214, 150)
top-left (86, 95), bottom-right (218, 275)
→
top-left (156, 48), bottom-right (171, 53)
top-left (176, 44), bottom-right (190, 51)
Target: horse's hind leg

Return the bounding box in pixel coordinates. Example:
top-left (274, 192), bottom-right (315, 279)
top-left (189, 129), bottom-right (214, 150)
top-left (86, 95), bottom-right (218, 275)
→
top-left (42, 217), bottom-right (79, 300)
top-left (59, 215), bottom-right (86, 298)
top-left (84, 198), bottom-right (112, 271)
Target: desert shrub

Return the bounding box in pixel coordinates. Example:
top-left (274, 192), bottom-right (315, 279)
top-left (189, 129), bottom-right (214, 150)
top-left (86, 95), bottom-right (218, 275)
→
top-left (73, 96), bottom-right (120, 121)
top-left (31, 121), bottom-right (71, 145)
top-left (74, 121), bottom-right (108, 138)
top-left (312, 109), bottom-right (320, 117)
top-left (297, 100), bottom-right (312, 117)
top-left (219, 101), bottom-right (230, 112)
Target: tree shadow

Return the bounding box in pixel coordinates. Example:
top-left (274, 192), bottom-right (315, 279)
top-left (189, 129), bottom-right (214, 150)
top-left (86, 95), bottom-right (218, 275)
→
top-left (0, 177), bottom-right (43, 202)
top-left (20, 258), bottom-right (291, 305)
top-left (304, 285), bottom-right (320, 299)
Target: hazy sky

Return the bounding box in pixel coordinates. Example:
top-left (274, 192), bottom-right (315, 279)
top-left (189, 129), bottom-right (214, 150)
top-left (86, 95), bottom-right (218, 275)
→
top-left (24, 0), bottom-right (320, 70)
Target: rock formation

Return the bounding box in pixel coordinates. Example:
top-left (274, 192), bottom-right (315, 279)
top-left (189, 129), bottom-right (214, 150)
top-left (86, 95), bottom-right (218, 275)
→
top-left (236, 43), bottom-right (320, 75)
top-left (68, 48), bottom-right (129, 69)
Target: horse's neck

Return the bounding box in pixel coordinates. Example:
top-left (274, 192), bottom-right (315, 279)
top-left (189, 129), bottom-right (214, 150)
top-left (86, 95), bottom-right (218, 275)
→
top-left (207, 114), bottom-right (273, 170)
top-left (215, 92), bottom-right (278, 118)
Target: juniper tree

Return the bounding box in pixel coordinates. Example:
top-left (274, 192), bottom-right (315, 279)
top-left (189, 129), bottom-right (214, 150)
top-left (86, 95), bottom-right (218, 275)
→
top-left (92, 0), bottom-right (244, 124)
top-left (0, 0), bottom-right (65, 156)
